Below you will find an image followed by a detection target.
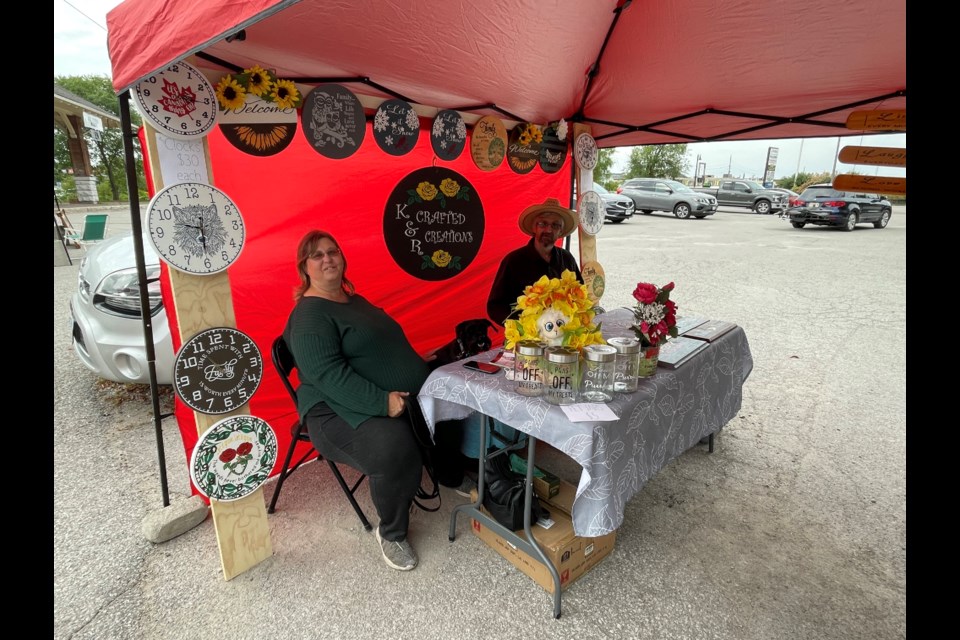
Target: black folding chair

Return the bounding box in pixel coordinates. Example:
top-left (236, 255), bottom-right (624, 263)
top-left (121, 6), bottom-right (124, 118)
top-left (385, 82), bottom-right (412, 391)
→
top-left (267, 335), bottom-right (372, 531)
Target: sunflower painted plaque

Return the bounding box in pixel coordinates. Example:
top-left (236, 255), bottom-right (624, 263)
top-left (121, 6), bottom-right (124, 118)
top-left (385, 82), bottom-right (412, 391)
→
top-left (301, 84), bottom-right (366, 159)
top-left (431, 109), bottom-right (467, 161)
top-left (190, 415), bottom-right (278, 502)
top-left (383, 167), bottom-right (484, 281)
top-left (507, 123), bottom-right (542, 174)
top-left (372, 99), bottom-right (420, 156)
top-left (218, 92), bottom-right (298, 156)
top-left (470, 115), bottom-right (507, 171)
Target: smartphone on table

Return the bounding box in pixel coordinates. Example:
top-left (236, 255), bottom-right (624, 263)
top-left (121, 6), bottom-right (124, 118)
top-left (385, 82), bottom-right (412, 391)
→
top-left (463, 360), bottom-right (501, 375)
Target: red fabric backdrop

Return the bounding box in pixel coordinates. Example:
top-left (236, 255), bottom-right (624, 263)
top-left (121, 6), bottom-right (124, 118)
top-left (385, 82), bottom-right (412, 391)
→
top-left (153, 120), bottom-right (572, 492)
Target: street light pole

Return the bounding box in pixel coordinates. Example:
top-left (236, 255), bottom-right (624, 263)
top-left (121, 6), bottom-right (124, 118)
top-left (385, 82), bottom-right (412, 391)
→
top-left (792, 139), bottom-right (804, 189)
top-left (831, 136), bottom-right (841, 178)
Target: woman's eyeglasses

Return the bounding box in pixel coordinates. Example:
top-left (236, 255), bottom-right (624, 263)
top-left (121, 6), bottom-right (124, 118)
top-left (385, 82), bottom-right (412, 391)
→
top-left (308, 247), bottom-right (342, 260)
top-left (535, 220), bottom-right (564, 231)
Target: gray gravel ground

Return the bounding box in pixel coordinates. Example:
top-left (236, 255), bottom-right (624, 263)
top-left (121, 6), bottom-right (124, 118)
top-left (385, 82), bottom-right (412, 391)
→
top-left (53, 205), bottom-right (906, 640)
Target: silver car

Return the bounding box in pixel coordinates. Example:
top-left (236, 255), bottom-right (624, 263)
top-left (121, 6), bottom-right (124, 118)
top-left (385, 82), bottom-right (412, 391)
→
top-left (69, 233), bottom-right (175, 384)
top-left (617, 178), bottom-right (718, 219)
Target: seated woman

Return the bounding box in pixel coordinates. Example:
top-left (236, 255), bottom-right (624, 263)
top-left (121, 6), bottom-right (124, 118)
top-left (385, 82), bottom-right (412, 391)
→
top-left (283, 229), bottom-right (464, 571)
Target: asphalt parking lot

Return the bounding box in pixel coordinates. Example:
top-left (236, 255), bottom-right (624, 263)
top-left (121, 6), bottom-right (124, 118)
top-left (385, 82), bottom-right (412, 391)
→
top-left (53, 205), bottom-right (906, 639)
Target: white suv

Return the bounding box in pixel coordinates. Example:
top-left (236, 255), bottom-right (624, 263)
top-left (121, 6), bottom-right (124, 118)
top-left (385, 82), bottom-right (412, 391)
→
top-left (69, 233), bottom-right (175, 384)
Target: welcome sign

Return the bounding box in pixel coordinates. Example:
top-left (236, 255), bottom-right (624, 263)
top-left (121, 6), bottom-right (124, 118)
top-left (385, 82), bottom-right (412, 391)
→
top-left (383, 167), bottom-right (484, 281)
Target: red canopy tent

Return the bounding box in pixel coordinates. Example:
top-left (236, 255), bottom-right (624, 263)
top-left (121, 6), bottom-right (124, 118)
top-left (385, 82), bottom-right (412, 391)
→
top-left (108, 0), bottom-right (906, 145)
top-left (105, 0), bottom-right (906, 500)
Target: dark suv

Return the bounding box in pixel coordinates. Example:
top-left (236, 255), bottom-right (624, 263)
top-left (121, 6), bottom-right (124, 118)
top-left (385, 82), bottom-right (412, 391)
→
top-left (787, 184), bottom-right (892, 231)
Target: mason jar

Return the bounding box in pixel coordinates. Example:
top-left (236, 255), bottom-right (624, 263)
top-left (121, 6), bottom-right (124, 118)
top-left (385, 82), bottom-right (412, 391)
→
top-left (580, 344), bottom-right (617, 402)
top-left (514, 340), bottom-right (546, 397)
top-left (544, 346), bottom-right (579, 405)
top-left (607, 337), bottom-right (641, 393)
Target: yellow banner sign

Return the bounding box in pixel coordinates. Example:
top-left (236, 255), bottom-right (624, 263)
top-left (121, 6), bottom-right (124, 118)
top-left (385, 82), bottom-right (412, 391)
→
top-left (845, 109), bottom-right (906, 131)
top-left (838, 146), bottom-right (907, 167)
top-left (832, 174), bottom-right (906, 195)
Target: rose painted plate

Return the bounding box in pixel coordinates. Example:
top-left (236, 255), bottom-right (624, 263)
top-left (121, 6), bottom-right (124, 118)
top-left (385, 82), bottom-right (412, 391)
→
top-left (190, 415), bottom-right (278, 501)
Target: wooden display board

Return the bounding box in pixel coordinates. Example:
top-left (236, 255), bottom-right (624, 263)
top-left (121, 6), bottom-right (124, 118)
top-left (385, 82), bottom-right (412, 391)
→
top-left (143, 123), bottom-right (273, 582)
top-left (572, 123), bottom-right (599, 303)
top-left (844, 109), bottom-right (906, 131)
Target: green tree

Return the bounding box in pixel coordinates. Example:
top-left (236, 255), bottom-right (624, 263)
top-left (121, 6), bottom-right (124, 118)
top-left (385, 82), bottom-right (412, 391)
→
top-left (777, 171), bottom-right (832, 192)
top-left (593, 148), bottom-right (616, 184)
top-left (54, 74), bottom-right (145, 202)
top-left (624, 144), bottom-right (689, 179)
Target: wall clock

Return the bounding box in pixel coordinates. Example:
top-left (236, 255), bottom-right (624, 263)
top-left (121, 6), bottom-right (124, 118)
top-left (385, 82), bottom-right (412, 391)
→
top-left (132, 60), bottom-right (217, 138)
top-left (190, 415), bottom-right (277, 502)
top-left (578, 190), bottom-right (604, 235)
top-left (146, 182), bottom-right (245, 274)
top-left (174, 327), bottom-right (263, 415)
top-left (574, 132), bottom-right (599, 170)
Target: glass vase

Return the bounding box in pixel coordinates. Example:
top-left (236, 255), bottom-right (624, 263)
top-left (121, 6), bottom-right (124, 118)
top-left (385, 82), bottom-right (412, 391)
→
top-left (637, 344), bottom-right (660, 378)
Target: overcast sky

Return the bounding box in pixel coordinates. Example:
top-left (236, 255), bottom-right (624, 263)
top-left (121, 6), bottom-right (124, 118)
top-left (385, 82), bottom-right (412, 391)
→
top-left (54, 0), bottom-right (906, 181)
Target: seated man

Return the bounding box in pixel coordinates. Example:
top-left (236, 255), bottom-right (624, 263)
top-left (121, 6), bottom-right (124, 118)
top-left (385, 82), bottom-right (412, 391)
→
top-left (487, 197), bottom-right (583, 327)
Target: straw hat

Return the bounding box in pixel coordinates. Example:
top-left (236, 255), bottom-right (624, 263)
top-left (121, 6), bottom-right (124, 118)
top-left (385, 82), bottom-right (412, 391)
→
top-left (517, 198), bottom-right (579, 238)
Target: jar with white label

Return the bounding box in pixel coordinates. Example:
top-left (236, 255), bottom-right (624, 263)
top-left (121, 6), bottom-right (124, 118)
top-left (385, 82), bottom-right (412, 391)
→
top-left (514, 340), bottom-right (546, 397)
top-left (544, 346), bottom-right (579, 405)
top-left (607, 337), bottom-right (641, 393)
top-left (580, 344), bottom-right (617, 403)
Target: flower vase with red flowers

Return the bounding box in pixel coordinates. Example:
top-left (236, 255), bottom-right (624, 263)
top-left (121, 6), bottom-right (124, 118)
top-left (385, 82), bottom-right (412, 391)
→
top-left (629, 281), bottom-right (678, 376)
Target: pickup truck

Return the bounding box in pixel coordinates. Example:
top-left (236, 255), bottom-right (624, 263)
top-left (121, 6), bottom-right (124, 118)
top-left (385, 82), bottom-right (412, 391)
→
top-left (694, 180), bottom-right (786, 214)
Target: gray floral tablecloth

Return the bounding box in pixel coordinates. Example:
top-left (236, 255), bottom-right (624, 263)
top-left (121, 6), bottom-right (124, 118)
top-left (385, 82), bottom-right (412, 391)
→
top-left (417, 308), bottom-right (753, 536)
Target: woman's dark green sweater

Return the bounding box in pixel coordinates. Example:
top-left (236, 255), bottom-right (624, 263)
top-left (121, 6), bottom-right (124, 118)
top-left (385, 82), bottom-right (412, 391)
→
top-left (283, 294), bottom-right (429, 428)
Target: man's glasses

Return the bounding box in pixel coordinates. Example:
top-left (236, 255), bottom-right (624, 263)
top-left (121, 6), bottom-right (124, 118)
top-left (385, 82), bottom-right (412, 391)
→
top-left (308, 247), bottom-right (342, 260)
top-left (535, 220), bottom-right (564, 231)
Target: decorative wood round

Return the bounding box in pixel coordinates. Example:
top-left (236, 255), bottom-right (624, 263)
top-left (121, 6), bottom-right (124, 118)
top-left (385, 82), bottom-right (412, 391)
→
top-left (146, 182), bottom-right (245, 275)
top-left (300, 83), bottom-right (366, 159)
top-left (132, 60), bottom-right (217, 138)
top-left (574, 132), bottom-right (599, 170)
top-left (581, 260), bottom-right (606, 304)
top-left (373, 99), bottom-right (420, 156)
top-left (174, 327), bottom-right (263, 415)
top-left (470, 115), bottom-right (507, 171)
top-left (431, 109), bottom-right (467, 161)
top-left (578, 190), bottom-right (605, 235)
top-left (190, 415), bottom-right (277, 502)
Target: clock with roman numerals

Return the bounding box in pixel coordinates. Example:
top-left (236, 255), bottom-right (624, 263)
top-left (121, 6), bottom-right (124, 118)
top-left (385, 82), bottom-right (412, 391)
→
top-left (174, 327), bottom-right (262, 415)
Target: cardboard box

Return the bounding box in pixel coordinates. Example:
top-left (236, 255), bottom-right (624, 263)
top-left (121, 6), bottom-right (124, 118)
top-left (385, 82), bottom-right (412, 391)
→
top-left (469, 480), bottom-right (617, 594)
top-left (508, 454), bottom-right (561, 498)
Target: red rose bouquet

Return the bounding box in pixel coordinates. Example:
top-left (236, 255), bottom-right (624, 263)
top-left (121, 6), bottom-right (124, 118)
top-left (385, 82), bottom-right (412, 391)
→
top-left (630, 281), bottom-right (678, 347)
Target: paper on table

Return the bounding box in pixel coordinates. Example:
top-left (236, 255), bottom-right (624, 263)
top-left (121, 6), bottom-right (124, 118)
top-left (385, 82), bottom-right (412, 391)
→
top-left (560, 402), bottom-right (620, 422)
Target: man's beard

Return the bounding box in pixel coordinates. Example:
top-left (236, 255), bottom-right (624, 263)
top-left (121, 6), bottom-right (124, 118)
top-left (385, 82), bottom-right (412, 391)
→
top-left (536, 232), bottom-right (555, 247)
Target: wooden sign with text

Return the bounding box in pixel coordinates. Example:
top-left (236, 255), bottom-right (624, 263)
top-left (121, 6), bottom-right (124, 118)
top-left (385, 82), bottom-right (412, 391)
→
top-left (832, 174), bottom-right (906, 195)
top-left (838, 146), bottom-right (906, 167)
top-left (844, 109), bottom-right (906, 131)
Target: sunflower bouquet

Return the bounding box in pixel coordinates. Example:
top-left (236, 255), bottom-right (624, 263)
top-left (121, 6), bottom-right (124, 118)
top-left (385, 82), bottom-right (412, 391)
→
top-left (503, 270), bottom-right (605, 351)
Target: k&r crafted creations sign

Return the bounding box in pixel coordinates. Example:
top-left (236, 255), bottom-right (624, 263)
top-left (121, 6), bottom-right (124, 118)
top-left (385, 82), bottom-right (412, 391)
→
top-left (383, 167), bottom-right (484, 281)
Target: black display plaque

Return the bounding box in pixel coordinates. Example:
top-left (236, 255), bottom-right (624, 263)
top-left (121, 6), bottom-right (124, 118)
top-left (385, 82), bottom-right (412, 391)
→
top-left (383, 167), bottom-right (484, 281)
